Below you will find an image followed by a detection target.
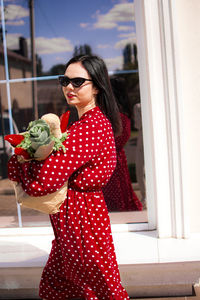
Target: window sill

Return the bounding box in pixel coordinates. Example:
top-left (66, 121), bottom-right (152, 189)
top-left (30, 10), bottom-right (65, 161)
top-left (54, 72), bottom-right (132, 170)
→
top-left (0, 227), bottom-right (200, 268)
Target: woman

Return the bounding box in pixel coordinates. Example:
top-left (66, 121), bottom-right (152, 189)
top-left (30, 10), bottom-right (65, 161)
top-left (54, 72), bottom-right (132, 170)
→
top-left (8, 55), bottom-right (130, 300)
top-left (103, 76), bottom-right (143, 212)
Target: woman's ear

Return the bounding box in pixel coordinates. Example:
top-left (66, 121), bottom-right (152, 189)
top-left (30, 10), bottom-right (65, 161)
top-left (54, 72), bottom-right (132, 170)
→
top-left (93, 86), bottom-right (99, 95)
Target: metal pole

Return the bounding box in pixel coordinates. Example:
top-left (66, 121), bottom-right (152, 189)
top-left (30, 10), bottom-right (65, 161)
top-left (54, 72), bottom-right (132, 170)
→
top-left (0, 93), bottom-right (8, 179)
top-left (29, 0), bottom-right (38, 119)
top-left (1, 0), bottom-right (22, 227)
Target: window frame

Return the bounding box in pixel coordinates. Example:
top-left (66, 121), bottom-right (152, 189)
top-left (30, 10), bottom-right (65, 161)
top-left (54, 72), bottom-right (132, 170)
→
top-left (0, 0), bottom-right (151, 231)
top-left (134, 0), bottom-right (190, 238)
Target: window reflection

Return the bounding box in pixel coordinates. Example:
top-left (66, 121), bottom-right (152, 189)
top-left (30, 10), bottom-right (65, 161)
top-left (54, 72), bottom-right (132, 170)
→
top-left (37, 79), bottom-right (78, 124)
top-left (3, 0), bottom-right (31, 79)
top-left (9, 82), bottom-right (34, 131)
top-left (0, 79), bottom-right (147, 227)
top-left (0, 0), bottom-right (148, 227)
top-left (103, 75), bottom-right (143, 212)
top-left (0, 85), bottom-right (10, 179)
top-left (2, 0), bottom-right (137, 77)
top-left (0, 48), bottom-right (6, 80)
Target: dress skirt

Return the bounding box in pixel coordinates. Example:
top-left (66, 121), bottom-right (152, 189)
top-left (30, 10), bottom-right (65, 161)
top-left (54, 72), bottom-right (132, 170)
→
top-left (39, 189), bottom-right (129, 300)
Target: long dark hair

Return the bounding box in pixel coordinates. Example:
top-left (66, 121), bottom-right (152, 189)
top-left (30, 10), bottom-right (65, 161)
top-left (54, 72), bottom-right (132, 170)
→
top-left (65, 55), bottom-right (121, 136)
top-left (110, 76), bottom-right (132, 119)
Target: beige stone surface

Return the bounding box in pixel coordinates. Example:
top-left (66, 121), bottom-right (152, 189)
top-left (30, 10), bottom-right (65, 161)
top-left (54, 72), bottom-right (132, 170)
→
top-left (135, 283), bottom-right (200, 299)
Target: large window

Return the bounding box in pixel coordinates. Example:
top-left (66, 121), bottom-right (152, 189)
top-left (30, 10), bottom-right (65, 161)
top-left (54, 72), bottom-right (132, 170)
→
top-left (0, 0), bottom-right (147, 227)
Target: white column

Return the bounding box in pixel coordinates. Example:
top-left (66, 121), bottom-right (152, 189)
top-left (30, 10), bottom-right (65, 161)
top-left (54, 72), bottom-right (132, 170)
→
top-left (134, 0), bottom-right (190, 238)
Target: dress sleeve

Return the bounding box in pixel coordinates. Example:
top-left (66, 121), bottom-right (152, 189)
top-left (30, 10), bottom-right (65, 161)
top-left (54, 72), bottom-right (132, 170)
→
top-left (7, 118), bottom-right (107, 197)
top-left (7, 155), bottom-right (23, 183)
top-left (115, 113), bottom-right (131, 151)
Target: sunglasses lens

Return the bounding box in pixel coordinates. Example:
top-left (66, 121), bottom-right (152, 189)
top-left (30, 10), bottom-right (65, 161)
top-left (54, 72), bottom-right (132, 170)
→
top-left (71, 78), bottom-right (85, 87)
top-left (59, 76), bottom-right (70, 87)
top-left (58, 77), bottom-right (90, 87)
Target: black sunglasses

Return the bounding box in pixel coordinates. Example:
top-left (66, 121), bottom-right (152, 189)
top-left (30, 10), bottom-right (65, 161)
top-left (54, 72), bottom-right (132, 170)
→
top-left (58, 76), bottom-right (93, 88)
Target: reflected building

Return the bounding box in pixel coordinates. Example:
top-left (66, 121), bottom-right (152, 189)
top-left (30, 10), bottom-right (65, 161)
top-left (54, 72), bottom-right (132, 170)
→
top-left (0, 38), bottom-right (33, 131)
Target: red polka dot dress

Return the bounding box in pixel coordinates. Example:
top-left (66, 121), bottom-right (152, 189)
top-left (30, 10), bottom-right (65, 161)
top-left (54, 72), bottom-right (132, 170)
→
top-left (103, 113), bottom-right (143, 212)
top-left (8, 107), bottom-right (130, 300)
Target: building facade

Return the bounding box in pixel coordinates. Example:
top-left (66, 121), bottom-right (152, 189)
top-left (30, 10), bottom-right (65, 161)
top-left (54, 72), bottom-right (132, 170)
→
top-left (0, 0), bottom-right (200, 298)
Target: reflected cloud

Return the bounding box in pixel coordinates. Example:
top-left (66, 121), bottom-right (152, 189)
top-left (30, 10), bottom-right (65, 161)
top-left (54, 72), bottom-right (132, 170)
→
top-left (115, 32), bottom-right (136, 49)
top-left (104, 55), bottom-right (123, 71)
top-left (0, 4), bottom-right (29, 22)
top-left (93, 2), bottom-right (134, 30)
top-left (80, 23), bottom-right (90, 28)
top-left (117, 25), bottom-right (134, 32)
top-left (33, 37), bottom-right (73, 55)
top-left (6, 20), bottom-right (25, 26)
top-left (6, 33), bottom-right (21, 49)
top-left (97, 44), bottom-right (111, 49)
top-left (118, 32), bottom-right (136, 38)
top-left (6, 34), bottom-right (73, 55)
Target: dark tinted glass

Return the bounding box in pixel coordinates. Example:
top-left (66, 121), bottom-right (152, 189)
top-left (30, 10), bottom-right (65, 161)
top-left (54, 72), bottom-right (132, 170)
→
top-left (0, 118), bottom-right (17, 135)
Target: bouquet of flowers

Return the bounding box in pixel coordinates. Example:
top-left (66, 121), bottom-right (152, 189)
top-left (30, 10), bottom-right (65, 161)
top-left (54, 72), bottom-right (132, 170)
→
top-left (5, 111), bottom-right (70, 214)
top-left (5, 111), bottom-right (70, 161)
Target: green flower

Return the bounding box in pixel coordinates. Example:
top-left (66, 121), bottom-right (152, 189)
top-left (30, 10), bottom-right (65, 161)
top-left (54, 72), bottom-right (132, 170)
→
top-left (28, 119), bottom-right (51, 151)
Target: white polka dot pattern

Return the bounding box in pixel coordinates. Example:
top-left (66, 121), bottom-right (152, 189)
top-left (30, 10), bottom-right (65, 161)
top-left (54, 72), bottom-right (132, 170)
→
top-left (7, 107), bottom-right (130, 299)
top-left (103, 113), bottom-right (143, 212)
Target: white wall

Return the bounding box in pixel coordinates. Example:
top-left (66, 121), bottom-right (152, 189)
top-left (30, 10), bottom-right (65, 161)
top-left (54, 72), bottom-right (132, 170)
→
top-left (174, 0), bottom-right (200, 232)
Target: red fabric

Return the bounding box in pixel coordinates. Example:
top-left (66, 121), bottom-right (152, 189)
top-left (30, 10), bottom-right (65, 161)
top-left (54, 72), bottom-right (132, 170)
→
top-left (103, 113), bottom-right (143, 212)
top-left (8, 107), bottom-right (129, 300)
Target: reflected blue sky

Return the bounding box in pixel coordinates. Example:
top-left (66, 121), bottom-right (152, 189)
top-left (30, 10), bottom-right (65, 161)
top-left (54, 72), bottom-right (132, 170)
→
top-left (2, 0), bottom-right (136, 72)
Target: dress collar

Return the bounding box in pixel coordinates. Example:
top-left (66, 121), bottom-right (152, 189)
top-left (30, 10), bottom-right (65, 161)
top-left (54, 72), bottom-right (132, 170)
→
top-left (79, 106), bottom-right (100, 120)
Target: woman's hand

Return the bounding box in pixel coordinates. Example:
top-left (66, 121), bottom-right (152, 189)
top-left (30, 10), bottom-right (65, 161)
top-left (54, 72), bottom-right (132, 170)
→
top-left (17, 155), bottom-right (27, 164)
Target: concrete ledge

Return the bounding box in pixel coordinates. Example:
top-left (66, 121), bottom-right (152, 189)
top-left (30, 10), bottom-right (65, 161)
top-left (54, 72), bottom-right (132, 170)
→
top-left (0, 289), bottom-right (39, 299)
top-left (0, 267), bottom-right (42, 299)
top-left (0, 263), bottom-right (199, 299)
top-left (119, 263), bottom-right (200, 297)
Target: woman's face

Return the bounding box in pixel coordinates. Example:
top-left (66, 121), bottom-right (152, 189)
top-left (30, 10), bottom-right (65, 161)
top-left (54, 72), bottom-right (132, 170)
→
top-left (63, 62), bottom-right (98, 110)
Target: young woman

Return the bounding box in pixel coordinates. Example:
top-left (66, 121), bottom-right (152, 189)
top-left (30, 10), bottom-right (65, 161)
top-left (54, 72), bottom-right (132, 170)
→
top-left (8, 55), bottom-right (130, 300)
